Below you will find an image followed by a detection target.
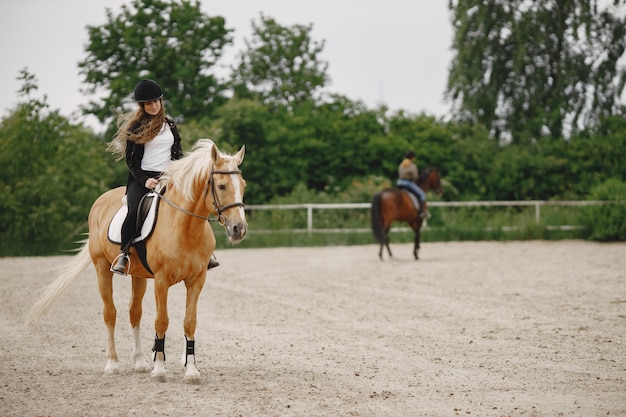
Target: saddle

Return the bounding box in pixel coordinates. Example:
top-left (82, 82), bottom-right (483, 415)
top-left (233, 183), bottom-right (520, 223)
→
top-left (108, 192), bottom-right (162, 274)
top-left (397, 186), bottom-right (421, 212)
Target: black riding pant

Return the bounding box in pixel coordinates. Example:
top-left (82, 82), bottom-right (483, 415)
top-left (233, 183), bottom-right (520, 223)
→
top-left (120, 171), bottom-right (160, 252)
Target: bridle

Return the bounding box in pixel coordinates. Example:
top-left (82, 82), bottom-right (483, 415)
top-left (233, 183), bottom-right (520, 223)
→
top-left (209, 169), bottom-right (245, 223)
top-left (156, 169), bottom-right (244, 225)
top-left (418, 168), bottom-right (443, 196)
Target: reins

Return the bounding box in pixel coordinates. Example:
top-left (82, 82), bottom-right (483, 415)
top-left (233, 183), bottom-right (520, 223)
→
top-left (155, 169), bottom-right (244, 224)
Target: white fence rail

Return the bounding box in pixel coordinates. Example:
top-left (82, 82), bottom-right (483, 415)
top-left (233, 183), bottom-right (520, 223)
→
top-left (245, 200), bottom-right (616, 235)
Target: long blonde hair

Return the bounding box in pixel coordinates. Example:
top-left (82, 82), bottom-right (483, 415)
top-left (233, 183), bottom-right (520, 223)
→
top-left (107, 100), bottom-right (166, 161)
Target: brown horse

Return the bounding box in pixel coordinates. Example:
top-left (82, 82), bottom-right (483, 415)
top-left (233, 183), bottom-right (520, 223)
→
top-left (26, 139), bottom-right (247, 383)
top-left (371, 168), bottom-right (443, 260)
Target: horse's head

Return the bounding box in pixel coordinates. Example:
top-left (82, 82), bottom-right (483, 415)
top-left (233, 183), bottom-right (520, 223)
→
top-left (420, 168), bottom-right (443, 196)
top-left (209, 142), bottom-right (248, 243)
top-left (163, 139), bottom-right (248, 243)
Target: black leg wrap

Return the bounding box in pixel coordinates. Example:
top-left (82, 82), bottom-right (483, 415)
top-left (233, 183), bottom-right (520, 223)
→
top-left (185, 336), bottom-right (195, 366)
top-left (152, 334), bottom-right (165, 362)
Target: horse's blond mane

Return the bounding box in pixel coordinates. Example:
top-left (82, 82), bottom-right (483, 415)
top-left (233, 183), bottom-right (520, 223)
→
top-left (161, 139), bottom-right (216, 202)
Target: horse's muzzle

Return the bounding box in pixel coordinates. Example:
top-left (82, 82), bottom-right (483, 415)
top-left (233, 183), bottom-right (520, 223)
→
top-left (225, 220), bottom-right (247, 243)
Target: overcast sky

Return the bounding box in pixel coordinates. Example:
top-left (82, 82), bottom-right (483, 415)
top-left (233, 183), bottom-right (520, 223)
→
top-left (1, 0), bottom-right (454, 130)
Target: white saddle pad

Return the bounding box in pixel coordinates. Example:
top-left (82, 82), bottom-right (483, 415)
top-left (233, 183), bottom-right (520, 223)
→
top-left (108, 193), bottom-right (159, 244)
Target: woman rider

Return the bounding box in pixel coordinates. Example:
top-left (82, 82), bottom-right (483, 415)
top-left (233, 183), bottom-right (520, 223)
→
top-left (108, 79), bottom-right (219, 274)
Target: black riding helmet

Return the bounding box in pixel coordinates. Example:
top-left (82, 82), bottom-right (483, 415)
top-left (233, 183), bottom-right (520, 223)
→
top-left (133, 79), bottom-right (163, 102)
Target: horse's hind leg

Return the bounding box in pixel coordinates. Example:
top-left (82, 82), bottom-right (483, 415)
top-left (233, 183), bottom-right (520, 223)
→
top-left (378, 231), bottom-right (392, 260)
top-left (96, 265), bottom-right (118, 373)
top-left (129, 276), bottom-right (150, 372)
top-left (384, 226), bottom-right (393, 259)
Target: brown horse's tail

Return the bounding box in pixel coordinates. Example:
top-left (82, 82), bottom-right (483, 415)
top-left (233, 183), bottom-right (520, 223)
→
top-left (24, 240), bottom-right (91, 326)
top-left (371, 191), bottom-right (386, 244)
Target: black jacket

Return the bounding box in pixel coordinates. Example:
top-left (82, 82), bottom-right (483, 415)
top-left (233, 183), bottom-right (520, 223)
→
top-left (124, 117), bottom-right (183, 187)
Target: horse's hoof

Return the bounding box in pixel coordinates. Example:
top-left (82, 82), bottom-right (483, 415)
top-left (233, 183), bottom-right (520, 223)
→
top-left (151, 373), bottom-right (167, 383)
top-left (184, 364), bottom-right (201, 384)
top-left (184, 373), bottom-right (201, 384)
top-left (150, 370), bottom-right (167, 382)
top-left (104, 360), bottom-right (119, 374)
top-left (134, 359), bottom-right (151, 373)
top-left (151, 361), bottom-right (167, 381)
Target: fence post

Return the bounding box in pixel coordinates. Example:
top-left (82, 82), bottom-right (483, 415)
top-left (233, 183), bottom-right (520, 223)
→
top-left (535, 202), bottom-right (541, 224)
top-left (307, 205), bottom-right (313, 236)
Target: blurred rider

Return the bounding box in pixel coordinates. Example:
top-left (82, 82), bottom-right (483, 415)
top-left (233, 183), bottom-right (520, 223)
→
top-left (397, 150), bottom-right (429, 218)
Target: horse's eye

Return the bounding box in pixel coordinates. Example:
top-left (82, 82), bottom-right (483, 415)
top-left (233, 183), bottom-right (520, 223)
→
top-left (218, 184), bottom-right (226, 191)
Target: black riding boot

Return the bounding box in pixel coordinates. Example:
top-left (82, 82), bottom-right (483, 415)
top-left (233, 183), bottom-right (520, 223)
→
top-left (420, 200), bottom-right (431, 219)
top-left (111, 246), bottom-right (130, 275)
top-left (207, 254), bottom-right (220, 270)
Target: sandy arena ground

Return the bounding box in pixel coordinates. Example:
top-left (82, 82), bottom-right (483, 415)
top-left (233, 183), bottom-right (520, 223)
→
top-left (1, 240), bottom-right (625, 417)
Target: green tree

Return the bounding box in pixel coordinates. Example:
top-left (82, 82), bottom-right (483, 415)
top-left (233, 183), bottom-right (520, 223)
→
top-left (288, 98), bottom-right (387, 192)
top-left (79, 0), bottom-right (233, 122)
top-left (566, 118), bottom-right (626, 196)
top-left (213, 95), bottom-right (387, 203)
top-left (231, 14), bottom-right (330, 111)
top-left (0, 70), bottom-right (112, 255)
top-left (213, 97), bottom-right (274, 203)
top-left (447, 0), bottom-right (626, 143)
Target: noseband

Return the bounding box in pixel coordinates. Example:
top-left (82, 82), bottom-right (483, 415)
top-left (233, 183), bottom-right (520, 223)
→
top-left (156, 169), bottom-right (245, 224)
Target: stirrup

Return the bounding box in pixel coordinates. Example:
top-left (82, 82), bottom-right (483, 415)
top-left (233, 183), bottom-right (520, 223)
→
top-left (110, 253), bottom-right (130, 275)
top-left (207, 256), bottom-right (220, 270)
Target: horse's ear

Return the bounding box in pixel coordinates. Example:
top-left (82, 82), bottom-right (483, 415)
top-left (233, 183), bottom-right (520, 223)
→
top-left (211, 142), bottom-right (222, 165)
top-left (234, 145), bottom-right (245, 166)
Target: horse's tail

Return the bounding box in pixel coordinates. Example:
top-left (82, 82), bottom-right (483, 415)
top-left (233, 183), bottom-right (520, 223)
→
top-left (25, 240), bottom-right (91, 326)
top-left (371, 191), bottom-right (386, 244)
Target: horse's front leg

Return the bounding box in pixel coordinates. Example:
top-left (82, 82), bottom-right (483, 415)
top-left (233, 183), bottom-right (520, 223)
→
top-left (411, 220), bottom-right (422, 260)
top-left (129, 276), bottom-right (150, 372)
top-left (181, 273), bottom-right (207, 384)
top-left (151, 277), bottom-right (170, 381)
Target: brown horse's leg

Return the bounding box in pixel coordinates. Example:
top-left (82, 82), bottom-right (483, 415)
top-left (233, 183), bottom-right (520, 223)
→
top-left (151, 277), bottom-right (170, 380)
top-left (96, 264), bottom-right (118, 373)
top-left (376, 221), bottom-right (390, 260)
top-left (409, 219), bottom-right (422, 260)
top-left (384, 224), bottom-right (393, 259)
top-left (182, 273), bottom-right (207, 383)
top-left (129, 276), bottom-right (150, 372)
top-left (378, 234), bottom-right (385, 260)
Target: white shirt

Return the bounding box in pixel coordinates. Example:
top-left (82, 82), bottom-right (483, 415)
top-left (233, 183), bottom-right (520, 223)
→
top-left (141, 123), bottom-right (174, 172)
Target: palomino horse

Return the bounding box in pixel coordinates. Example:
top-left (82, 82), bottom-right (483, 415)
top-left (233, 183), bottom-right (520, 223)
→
top-left (371, 168), bottom-right (443, 260)
top-left (26, 139), bottom-right (247, 383)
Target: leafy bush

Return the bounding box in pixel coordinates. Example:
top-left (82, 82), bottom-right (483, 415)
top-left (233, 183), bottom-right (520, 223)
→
top-left (580, 178), bottom-right (626, 241)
